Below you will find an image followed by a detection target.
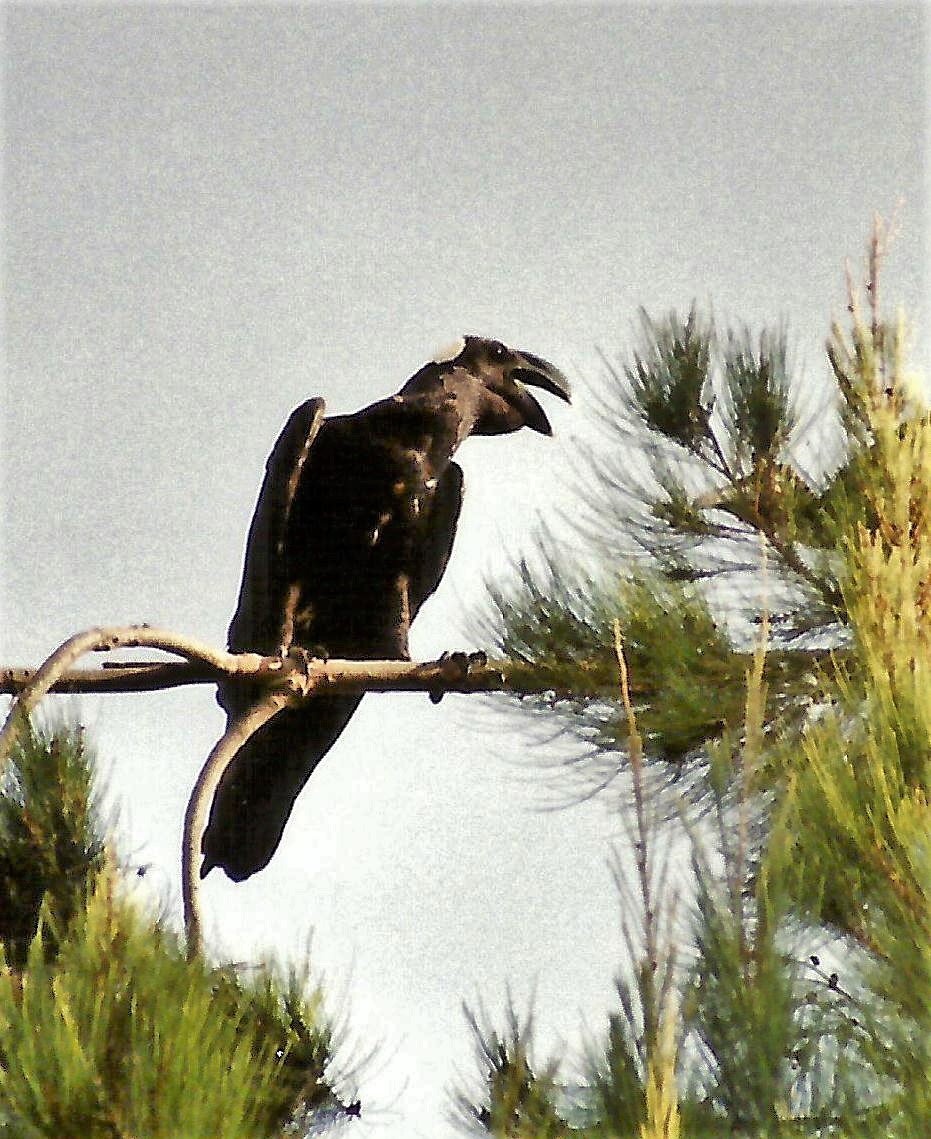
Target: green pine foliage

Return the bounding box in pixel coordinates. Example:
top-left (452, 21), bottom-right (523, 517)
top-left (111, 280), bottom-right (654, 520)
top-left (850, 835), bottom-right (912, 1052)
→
top-left (587, 304), bottom-right (845, 628)
top-left (454, 1003), bottom-right (570, 1138)
top-left (767, 296), bottom-right (931, 1134)
top-left (487, 570), bottom-right (746, 760)
top-left (0, 721), bottom-right (105, 970)
top-left (0, 725), bottom-right (351, 1137)
top-left (458, 226), bottom-right (930, 1136)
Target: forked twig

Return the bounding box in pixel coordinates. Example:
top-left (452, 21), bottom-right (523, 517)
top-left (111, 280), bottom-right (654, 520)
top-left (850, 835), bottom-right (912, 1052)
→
top-left (0, 625), bottom-right (267, 766)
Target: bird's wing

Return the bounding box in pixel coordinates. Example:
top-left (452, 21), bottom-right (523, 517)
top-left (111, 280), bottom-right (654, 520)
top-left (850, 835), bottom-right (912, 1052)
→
top-left (225, 398), bottom-right (326, 664)
top-left (409, 461), bottom-right (464, 620)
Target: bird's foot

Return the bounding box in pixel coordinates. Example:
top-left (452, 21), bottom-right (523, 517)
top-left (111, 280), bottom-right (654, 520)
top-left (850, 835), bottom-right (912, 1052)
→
top-left (283, 645), bottom-right (323, 697)
top-left (279, 639), bottom-right (329, 661)
top-left (429, 650), bottom-right (489, 704)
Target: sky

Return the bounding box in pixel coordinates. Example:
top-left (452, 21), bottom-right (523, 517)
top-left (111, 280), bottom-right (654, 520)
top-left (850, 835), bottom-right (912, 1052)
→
top-left (2, 3), bottom-right (928, 1136)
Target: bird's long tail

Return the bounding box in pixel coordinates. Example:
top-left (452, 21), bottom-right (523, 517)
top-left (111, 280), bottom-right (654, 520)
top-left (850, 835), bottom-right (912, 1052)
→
top-left (200, 693), bottom-right (363, 881)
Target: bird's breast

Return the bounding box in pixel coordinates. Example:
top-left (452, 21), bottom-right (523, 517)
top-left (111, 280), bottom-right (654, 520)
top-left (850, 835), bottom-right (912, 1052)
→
top-left (283, 435), bottom-right (442, 656)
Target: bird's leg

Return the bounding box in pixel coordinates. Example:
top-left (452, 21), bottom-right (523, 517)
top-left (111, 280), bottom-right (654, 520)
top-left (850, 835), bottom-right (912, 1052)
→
top-left (276, 582), bottom-right (323, 692)
top-left (383, 573), bottom-right (413, 660)
top-left (276, 582), bottom-right (302, 657)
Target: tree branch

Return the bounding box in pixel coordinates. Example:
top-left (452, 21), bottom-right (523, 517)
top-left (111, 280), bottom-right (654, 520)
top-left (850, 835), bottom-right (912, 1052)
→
top-left (0, 624), bottom-right (539, 957)
top-left (0, 645), bottom-right (555, 700)
top-left (1, 661), bottom-right (221, 693)
top-left (182, 693), bottom-right (292, 958)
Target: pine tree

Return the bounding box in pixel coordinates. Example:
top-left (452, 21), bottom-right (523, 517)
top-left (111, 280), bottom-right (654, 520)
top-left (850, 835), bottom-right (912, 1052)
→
top-left (0, 720), bottom-right (358, 1137)
top-left (456, 223), bottom-right (930, 1136)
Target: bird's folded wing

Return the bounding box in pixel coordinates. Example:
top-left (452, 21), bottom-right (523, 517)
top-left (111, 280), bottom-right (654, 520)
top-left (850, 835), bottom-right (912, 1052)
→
top-left (220, 398), bottom-right (326, 715)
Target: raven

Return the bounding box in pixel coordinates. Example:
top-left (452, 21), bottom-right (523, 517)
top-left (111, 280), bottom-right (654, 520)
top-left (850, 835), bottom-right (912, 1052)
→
top-left (201, 336), bottom-right (570, 880)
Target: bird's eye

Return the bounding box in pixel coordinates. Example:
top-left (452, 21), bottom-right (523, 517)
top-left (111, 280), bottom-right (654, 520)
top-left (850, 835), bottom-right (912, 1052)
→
top-left (491, 342), bottom-right (508, 361)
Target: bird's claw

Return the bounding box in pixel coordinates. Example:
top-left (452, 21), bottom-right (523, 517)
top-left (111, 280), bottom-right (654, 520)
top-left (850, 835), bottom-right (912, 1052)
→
top-left (429, 649), bottom-right (489, 703)
top-left (286, 645), bottom-right (315, 670)
top-left (284, 646), bottom-right (319, 696)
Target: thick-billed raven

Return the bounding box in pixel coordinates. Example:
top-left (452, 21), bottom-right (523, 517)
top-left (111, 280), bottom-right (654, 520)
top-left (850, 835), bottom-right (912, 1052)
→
top-left (201, 336), bottom-right (570, 880)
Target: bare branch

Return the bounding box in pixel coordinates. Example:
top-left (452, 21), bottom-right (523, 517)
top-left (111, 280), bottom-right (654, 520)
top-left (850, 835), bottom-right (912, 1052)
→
top-left (613, 620), bottom-right (654, 971)
top-left (182, 692), bottom-right (292, 957)
top-left (1, 661), bottom-right (221, 694)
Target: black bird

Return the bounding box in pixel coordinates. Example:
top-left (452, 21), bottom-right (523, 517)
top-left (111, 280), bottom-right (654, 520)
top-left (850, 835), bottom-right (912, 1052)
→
top-left (201, 336), bottom-right (570, 881)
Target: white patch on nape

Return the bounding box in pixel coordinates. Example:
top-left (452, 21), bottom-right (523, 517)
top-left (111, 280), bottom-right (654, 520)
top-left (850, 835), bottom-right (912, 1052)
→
top-left (429, 336), bottom-right (467, 364)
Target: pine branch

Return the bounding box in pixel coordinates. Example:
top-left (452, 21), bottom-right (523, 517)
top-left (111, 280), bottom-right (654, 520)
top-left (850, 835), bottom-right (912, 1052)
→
top-left (0, 653), bottom-right (530, 697)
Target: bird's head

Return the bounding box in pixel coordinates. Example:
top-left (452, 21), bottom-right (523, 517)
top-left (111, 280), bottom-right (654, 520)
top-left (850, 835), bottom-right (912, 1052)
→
top-left (402, 335), bottom-right (571, 438)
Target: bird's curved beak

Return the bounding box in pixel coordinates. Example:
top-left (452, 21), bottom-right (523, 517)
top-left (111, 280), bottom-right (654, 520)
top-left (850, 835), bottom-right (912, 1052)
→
top-left (509, 351), bottom-right (572, 435)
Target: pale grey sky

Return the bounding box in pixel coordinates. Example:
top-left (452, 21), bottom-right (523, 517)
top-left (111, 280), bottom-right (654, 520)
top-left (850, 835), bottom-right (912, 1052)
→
top-left (2, 4), bottom-right (927, 1136)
